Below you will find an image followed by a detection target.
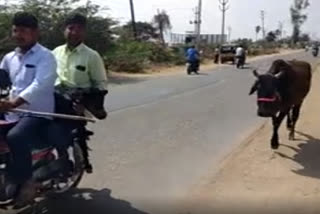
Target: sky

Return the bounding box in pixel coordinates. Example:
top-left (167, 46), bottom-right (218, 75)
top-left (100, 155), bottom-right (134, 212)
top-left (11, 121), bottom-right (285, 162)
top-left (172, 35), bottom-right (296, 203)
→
top-left (1, 0), bottom-right (319, 40)
top-left (90, 0), bottom-right (320, 40)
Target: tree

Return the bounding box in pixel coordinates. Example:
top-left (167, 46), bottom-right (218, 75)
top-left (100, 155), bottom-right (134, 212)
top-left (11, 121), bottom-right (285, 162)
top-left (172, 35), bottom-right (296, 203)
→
top-left (290, 0), bottom-right (310, 44)
top-left (16, 0), bottom-right (115, 53)
top-left (299, 33), bottom-right (310, 42)
top-left (20, 0), bottom-right (82, 49)
top-left (0, 2), bottom-right (19, 56)
top-left (255, 25), bottom-right (261, 41)
top-left (234, 38), bottom-right (253, 50)
top-left (153, 10), bottom-right (171, 46)
top-left (0, 0), bottom-right (115, 57)
top-left (275, 29), bottom-right (282, 37)
top-left (116, 21), bottom-right (158, 41)
top-left (266, 31), bottom-right (277, 42)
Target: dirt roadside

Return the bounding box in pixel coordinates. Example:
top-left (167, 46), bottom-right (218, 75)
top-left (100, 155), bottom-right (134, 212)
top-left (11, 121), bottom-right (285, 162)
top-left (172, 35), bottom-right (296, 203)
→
top-left (180, 63), bottom-right (320, 214)
top-left (108, 49), bottom-right (303, 83)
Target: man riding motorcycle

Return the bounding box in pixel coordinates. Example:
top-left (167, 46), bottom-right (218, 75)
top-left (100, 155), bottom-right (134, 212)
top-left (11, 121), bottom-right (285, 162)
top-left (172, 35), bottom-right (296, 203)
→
top-left (185, 45), bottom-right (200, 74)
top-left (312, 44), bottom-right (319, 57)
top-left (52, 13), bottom-right (108, 172)
top-left (235, 45), bottom-right (245, 69)
top-left (0, 12), bottom-right (57, 207)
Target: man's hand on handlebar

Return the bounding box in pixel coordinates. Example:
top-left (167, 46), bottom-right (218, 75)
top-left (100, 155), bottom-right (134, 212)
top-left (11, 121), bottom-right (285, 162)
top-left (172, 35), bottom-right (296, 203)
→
top-left (0, 100), bottom-right (15, 112)
top-left (0, 97), bottom-right (26, 112)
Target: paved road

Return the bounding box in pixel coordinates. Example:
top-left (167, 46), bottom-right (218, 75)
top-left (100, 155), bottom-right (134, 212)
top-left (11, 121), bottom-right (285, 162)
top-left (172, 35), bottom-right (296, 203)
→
top-left (16, 51), bottom-right (318, 214)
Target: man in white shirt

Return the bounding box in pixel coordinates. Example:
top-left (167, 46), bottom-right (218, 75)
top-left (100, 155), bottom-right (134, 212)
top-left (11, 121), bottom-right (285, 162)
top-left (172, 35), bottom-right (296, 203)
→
top-left (236, 45), bottom-right (245, 57)
top-left (0, 12), bottom-right (57, 206)
top-left (235, 45), bottom-right (246, 68)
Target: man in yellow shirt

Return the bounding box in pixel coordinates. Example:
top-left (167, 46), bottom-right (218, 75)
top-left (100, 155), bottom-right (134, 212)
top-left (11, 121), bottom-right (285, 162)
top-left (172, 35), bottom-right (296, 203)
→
top-left (53, 14), bottom-right (107, 90)
top-left (52, 13), bottom-right (108, 173)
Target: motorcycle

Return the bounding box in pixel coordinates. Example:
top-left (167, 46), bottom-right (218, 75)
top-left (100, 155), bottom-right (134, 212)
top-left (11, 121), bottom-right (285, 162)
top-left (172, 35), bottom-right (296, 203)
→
top-left (187, 61), bottom-right (199, 75)
top-left (236, 56), bottom-right (245, 69)
top-left (312, 48), bottom-right (319, 57)
top-left (0, 69), bottom-right (107, 208)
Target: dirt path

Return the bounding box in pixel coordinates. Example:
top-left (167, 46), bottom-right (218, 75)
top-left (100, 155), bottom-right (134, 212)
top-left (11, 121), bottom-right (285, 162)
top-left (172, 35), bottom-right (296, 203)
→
top-left (182, 65), bottom-right (320, 214)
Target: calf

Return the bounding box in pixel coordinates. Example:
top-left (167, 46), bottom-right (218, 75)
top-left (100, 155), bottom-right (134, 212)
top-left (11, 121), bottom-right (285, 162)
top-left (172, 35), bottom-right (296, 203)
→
top-left (249, 59), bottom-right (312, 149)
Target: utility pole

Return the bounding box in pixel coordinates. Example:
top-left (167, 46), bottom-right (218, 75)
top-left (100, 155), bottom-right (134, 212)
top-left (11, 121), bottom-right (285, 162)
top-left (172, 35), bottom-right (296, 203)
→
top-left (190, 7), bottom-right (198, 40)
top-left (190, 0), bottom-right (202, 48)
top-left (278, 21), bottom-right (284, 39)
top-left (227, 26), bottom-right (232, 42)
top-left (219, 0), bottom-right (230, 44)
top-left (196, 0), bottom-right (202, 49)
top-left (260, 10), bottom-right (266, 39)
top-left (129, 0), bottom-right (137, 39)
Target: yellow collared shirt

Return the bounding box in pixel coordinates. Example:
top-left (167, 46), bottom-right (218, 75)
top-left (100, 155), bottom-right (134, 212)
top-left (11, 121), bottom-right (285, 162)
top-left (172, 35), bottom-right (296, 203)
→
top-left (53, 43), bottom-right (108, 90)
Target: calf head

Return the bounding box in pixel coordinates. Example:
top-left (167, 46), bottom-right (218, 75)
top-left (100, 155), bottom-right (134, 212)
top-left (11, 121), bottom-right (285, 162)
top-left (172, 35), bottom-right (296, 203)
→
top-left (249, 69), bottom-right (284, 117)
top-left (82, 89), bottom-right (108, 120)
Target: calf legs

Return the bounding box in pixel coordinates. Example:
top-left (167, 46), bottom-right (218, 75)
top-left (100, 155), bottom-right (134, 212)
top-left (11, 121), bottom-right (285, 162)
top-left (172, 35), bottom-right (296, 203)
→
top-left (286, 109), bottom-right (293, 130)
top-left (271, 111), bottom-right (288, 149)
top-left (289, 104), bottom-right (302, 141)
top-left (271, 104), bottom-right (302, 149)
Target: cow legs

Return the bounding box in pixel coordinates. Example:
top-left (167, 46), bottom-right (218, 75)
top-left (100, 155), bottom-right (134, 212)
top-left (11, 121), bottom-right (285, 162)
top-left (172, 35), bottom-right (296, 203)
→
top-left (271, 111), bottom-right (288, 149)
top-left (289, 104), bottom-right (302, 141)
top-left (286, 108), bottom-right (293, 130)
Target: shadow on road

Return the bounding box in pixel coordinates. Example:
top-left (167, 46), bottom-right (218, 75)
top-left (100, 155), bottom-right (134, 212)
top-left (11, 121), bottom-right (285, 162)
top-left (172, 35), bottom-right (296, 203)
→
top-left (19, 188), bottom-right (149, 214)
top-left (276, 131), bottom-right (320, 180)
top-left (108, 73), bottom-right (147, 85)
top-left (187, 72), bottom-right (209, 76)
top-left (241, 65), bottom-right (253, 70)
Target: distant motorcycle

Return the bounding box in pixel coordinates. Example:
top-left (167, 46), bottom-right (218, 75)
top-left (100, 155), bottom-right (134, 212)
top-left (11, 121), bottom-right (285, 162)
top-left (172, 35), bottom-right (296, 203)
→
top-left (236, 56), bottom-right (245, 69)
top-left (187, 61), bottom-right (199, 75)
top-left (312, 48), bottom-right (319, 57)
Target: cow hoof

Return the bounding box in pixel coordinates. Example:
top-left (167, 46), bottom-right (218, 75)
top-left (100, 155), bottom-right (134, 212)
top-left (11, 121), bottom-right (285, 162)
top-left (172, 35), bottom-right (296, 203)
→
top-left (289, 133), bottom-right (295, 141)
top-left (271, 139), bottom-right (279, 150)
top-left (271, 144), bottom-right (279, 150)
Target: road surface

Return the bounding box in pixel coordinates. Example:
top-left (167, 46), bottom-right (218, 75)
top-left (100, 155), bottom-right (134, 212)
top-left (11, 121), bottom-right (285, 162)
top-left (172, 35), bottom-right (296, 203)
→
top-left (14, 51), bottom-right (319, 214)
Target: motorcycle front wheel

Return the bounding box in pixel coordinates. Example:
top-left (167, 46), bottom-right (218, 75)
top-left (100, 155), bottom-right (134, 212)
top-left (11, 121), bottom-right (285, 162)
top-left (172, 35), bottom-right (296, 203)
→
top-left (52, 143), bottom-right (85, 194)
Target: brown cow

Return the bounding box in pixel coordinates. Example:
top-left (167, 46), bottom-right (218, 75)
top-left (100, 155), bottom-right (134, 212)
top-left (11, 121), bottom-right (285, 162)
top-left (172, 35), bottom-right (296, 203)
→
top-left (249, 59), bottom-right (312, 149)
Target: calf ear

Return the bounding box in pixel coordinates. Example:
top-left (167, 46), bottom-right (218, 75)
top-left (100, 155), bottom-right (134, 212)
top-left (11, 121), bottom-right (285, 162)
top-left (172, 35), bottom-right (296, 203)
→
top-left (274, 70), bottom-right (285, 79)
top-left (102, 90), bottom-right (108, 95)
top-left (253, 70), bottom-right (259, 78)
top-left (249, 81), bottom-right (258, 95)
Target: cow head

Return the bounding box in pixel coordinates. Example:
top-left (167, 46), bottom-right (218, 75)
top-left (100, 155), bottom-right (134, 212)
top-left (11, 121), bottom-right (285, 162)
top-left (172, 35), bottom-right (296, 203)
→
top-left (249, 69), bottom-right (284, 117)
top-left (82, 89), bottom-right (108, 120)
top-left (65, 88), bottom-right (108, 120)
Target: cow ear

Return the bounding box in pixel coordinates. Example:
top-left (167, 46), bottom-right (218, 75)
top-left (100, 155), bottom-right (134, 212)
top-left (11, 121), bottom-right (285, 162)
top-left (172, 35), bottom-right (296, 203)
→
top-left (249, 81), bottom-right (258, 95)
top-left (103, 90), bottom-right (109, 95)
top-left (253, 70), bottom-right (259, 78)
top-left (274, 71), bottom-right (285, 79)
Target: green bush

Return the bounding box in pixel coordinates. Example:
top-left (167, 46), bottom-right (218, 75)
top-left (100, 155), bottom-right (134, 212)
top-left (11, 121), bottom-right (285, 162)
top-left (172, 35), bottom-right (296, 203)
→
top-left (248, 47), bottom-right (279, 56)
top-left (105, 41), bottom-right (185, 73)
top-left (104, 41), bottom-right (151, 73)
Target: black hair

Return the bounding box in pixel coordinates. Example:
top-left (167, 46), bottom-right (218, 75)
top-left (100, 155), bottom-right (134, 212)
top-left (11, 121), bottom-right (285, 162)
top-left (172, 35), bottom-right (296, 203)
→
top-left (65, 13), bottom-right (87, 27)
top-left (12, 12), bottom-right (38, 29)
